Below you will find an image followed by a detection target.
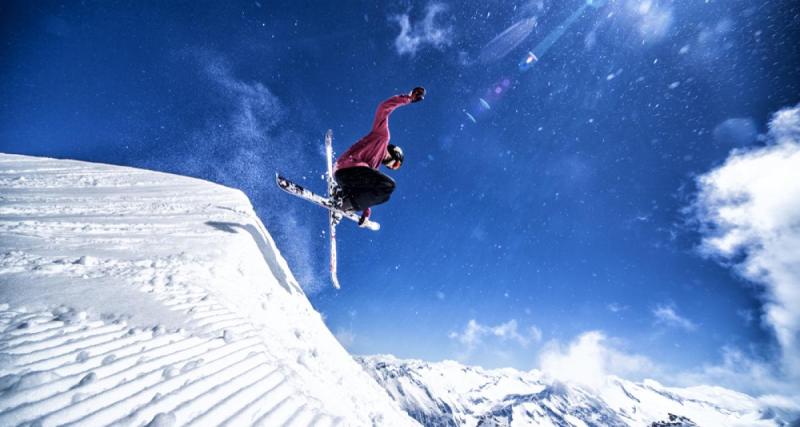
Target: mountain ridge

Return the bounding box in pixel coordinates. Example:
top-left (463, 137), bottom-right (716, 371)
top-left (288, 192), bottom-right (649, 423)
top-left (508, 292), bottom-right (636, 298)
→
top-left (357, 354), bottom-right (793, 426)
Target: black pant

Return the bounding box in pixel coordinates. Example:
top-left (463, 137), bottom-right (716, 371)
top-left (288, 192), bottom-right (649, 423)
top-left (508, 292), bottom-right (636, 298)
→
top-left (334, 167), bottom-right (395, 211)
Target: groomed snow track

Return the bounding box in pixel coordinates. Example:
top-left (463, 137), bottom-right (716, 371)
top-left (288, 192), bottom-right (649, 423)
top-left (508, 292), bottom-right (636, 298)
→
top-left (0, 305), bottom-right (333, 427)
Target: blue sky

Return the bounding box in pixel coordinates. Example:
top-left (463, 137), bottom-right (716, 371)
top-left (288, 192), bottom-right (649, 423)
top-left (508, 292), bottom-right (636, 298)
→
top-left (2, 0), bottom-right (799, 397)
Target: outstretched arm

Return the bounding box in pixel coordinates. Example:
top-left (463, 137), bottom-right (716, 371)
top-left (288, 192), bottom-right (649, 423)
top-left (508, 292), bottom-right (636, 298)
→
top-left (370, 94), bottom-right (412, 133)
top-left (370, 87), bottom-right (425, 133)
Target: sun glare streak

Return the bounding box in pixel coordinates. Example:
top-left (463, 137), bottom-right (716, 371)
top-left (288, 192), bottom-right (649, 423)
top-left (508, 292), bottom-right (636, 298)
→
top-left (464, 0), bottom-right (606, 124)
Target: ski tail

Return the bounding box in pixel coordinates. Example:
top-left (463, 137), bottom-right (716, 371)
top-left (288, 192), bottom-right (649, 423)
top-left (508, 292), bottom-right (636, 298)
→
top-left (325, 130), bottom-right (341, 289)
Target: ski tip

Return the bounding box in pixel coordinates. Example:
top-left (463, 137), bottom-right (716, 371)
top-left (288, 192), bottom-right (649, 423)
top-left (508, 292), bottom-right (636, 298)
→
top-left (360, 219), bottom-right (380, 231)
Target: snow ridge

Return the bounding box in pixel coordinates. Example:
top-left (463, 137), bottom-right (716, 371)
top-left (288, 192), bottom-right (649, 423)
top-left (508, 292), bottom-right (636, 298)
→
top-left (358, 355), bottom-right (790, 427)
top-left (0, 154), bottom-right (416, 426)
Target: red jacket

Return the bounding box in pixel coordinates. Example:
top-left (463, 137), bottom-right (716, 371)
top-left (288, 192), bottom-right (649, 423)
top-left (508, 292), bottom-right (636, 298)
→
top-left (334, 94), bottom-right (412, 171)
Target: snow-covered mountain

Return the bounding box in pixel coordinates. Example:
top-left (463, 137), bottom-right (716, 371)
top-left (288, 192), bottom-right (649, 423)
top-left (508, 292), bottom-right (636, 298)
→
top-left (358, 355), bottom-right (791, 427)
top-left (0, 154), bottom-right (417, 426)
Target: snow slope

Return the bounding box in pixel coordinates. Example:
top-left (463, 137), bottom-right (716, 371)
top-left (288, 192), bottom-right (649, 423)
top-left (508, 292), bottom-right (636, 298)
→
top-left (358, 355), bottom-right (791, 427)
top-left (0, 153), bottom-right (417, 426)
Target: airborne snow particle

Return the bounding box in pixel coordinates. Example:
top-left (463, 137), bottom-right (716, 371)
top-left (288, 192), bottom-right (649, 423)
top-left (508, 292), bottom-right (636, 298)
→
top-left (464, 111), bottom-right (477, 123)
top-left (479, 98), bottom-right (491, 110)
top-left (668, 81), bottom-right (680, 89)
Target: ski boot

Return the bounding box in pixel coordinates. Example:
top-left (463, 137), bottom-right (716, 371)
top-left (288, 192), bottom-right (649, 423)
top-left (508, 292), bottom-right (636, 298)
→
top-left (331, 186), bottom-right (355, 212)
top-left (357, 207), bottom-right (371, 227)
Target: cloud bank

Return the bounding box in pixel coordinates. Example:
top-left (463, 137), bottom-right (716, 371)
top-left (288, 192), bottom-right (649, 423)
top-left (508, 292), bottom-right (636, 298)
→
top-left (392, 3), bottom-right (453, 56)
top-left (692, 103), bottom-right (800, 382)
top-left (538, 331), bottom-right (658, 390)
top-left (449, 319), bottom-right (541, 366)
top-left (449, 319), bottom-right (540, 351)
top-left (536, 104), bottom-right (800, 402)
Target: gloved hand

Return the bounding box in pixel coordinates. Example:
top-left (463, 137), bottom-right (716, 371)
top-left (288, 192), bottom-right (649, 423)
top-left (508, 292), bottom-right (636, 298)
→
top-left (410, 87), bottom-right (426, 103)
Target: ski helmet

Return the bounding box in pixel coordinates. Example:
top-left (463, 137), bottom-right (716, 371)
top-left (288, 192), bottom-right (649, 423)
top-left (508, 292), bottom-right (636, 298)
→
top-left (383, 144), bottom-right (404, 169)
top-left (387, 144), bottom-right (404, 163)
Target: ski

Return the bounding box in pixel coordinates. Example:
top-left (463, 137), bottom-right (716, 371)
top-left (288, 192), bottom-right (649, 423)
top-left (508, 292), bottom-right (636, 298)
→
top-left (276, 130), bottom-right (382, 289)
top-left (275, 174), bottom-right (381, 232)
top-left (324, 129), bottom-right (341, 289)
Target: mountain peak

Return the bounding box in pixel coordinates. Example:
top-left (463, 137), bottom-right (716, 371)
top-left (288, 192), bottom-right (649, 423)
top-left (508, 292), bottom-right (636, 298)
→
top-left (359, 354), bottom-right (791, 426)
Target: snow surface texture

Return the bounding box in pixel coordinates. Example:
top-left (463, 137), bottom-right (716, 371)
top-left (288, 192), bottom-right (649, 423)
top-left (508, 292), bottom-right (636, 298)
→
top-left (358, 355), bottom-right (790, 427)
top-left (0, 154), bottom-right (417, 426)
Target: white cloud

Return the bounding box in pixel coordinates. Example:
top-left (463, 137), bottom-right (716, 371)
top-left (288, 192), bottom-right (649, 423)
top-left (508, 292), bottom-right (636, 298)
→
top-left (538, 330), bottom-right (799, 399)
top-left (691, 103), bottom-right (800, 381)
top-left (530, 325), bottom-right (543, 343)
top-left (618, 0), bottom-right (674, 44)
top-left (607, 302), bottom-right (628, 313)
top-left (392, 3), bottom-right (453, 56)
top-left (538, 331), bottom-right (658, 390)
top-left (674, 347), bottom-right (799, 398)
top-left (653, 304), bottom-right (697, 331)
top-left (769, 103), bottom-right (800, 143)
top-left (449, 319), bottom-right (540, 352)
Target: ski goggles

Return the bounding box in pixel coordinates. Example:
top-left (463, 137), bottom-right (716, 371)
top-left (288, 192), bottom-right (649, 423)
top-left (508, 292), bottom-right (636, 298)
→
top-left (384, 159), bottom-right (402, 170)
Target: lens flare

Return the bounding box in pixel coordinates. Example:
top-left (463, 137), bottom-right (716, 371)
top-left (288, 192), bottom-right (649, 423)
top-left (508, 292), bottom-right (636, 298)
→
top-left (587, 0), bottom-right (607, 9)
top-left (518, 51), bottom-right (539, 71)
top-left (478, 18), bottom-right (537, 64)
top-left (463, 1), bottom-right (606, 124)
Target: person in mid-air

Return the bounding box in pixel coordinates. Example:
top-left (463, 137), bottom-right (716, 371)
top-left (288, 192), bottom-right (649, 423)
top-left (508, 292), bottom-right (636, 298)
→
top-left (333, 86), bottom-right (425, 224)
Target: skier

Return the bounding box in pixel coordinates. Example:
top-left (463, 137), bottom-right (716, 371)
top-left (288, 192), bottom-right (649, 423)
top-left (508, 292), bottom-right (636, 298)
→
top-left (333, 87), bottom-right (426, 224)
